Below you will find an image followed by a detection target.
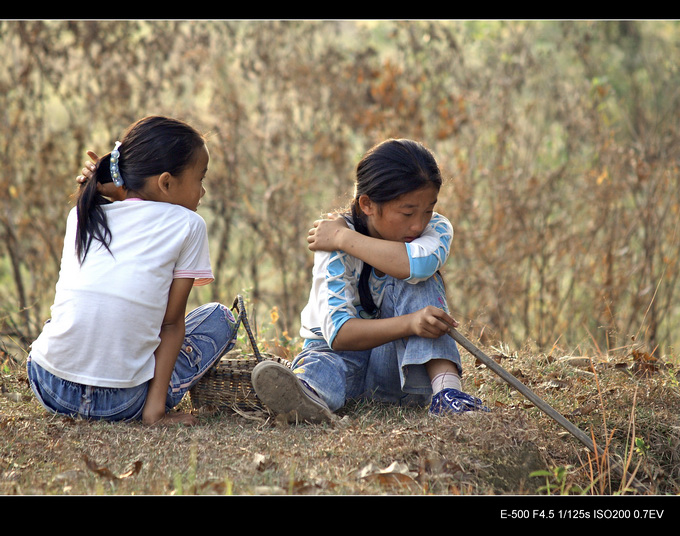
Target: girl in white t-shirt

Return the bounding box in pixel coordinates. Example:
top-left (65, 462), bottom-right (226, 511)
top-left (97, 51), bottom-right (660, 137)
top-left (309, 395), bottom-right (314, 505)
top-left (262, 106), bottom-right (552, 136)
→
top-left (252, 139), bottom-right (489, 422)
top-left (28, 116), bottom-right (238, 426)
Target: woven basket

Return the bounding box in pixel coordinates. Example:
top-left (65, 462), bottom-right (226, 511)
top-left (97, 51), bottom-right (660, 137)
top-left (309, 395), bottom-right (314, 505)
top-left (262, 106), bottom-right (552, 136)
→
top-left (189, 296), bottom-right (291, 412)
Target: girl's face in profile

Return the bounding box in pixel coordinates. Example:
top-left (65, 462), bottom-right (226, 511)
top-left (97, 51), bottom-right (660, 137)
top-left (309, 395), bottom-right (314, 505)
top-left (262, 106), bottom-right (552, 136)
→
top-left (362, 183), bottom-right (439, 243)
top-left (171, 144), bottom-right (209, 211)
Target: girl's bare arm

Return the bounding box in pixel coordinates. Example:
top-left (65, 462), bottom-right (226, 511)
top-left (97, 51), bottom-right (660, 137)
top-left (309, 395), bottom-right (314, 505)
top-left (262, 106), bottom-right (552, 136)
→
top-left (142, 277), bottom-right (194, 425)
top-left (308, 216), bottom-right (411, 279)
top-left (331, 305), bottom-right (458, 351)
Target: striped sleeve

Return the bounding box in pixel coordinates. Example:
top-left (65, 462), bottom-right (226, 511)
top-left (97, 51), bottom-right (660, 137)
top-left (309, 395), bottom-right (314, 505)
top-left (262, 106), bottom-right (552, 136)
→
top-left (404, 213), bottom-right (453, 283)
top-left (174, 212), bottom-right (214, 286)
top-left (320, 250), bottom-right (360, 348)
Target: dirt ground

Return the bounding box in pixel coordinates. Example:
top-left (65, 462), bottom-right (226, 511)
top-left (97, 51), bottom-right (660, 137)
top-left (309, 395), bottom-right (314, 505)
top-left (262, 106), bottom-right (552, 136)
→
top-left (2, 342), bottom-right (679, 499)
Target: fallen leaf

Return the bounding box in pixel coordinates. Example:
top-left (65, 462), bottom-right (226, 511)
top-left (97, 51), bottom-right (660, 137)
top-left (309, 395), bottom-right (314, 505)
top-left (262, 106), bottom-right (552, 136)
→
top-left (249, 453), bottom-right (271, 472)
top-left (542, 379), bottom-right (569, 390)
top-left (118, 461), bottom-right (143, 479)
top-left (82, 454), bottom-right (142, 480)
top-left (352, 461), bottom-right (421, 491)
top-left (569, 402), bottom-right (598, 416)
top-left (631, 349), bottom-right (662, 377)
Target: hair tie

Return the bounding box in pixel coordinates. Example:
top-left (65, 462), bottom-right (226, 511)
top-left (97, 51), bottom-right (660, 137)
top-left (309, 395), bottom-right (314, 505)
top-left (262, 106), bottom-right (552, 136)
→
top-left (110, 141), bottom-right (124, 187)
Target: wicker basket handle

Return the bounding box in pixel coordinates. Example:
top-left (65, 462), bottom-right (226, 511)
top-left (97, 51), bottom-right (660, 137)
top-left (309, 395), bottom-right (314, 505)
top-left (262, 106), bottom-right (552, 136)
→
top-left (231, 295), bottom-right (264, 362)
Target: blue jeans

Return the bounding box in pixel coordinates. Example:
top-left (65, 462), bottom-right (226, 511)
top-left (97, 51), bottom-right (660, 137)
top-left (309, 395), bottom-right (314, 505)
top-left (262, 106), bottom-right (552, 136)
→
top-left (27, 302), bottom-right (238, 421)
top-left (292, 274), bottom-right (462, 411)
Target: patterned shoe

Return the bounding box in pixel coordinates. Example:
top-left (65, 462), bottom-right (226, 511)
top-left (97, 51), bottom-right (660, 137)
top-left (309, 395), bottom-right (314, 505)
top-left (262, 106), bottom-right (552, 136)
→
top-left (429, 388), bottom-right (490, 416)
top-left (251, 360), bottom-right (334, 423)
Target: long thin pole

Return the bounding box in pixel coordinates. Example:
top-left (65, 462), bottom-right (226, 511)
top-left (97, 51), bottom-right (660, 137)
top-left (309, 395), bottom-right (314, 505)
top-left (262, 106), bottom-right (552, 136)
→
top-left (448, 328), bottom-right (649, 493)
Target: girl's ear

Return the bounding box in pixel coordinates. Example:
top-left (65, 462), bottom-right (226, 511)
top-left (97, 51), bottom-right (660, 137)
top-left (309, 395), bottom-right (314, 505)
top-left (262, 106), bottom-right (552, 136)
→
top-left (156, 172), bottom-right (173, 196)
top-left (358, 194), bottom-right (376, 216)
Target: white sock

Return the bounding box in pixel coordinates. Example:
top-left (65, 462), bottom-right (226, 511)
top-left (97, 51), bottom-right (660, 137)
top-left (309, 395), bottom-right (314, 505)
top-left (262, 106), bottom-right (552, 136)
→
top-left (431, 372), bottom-right (462, 394)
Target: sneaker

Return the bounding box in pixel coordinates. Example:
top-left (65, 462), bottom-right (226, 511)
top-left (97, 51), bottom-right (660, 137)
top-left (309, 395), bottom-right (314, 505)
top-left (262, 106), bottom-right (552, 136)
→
top-left (251, 360), bottom-right (334, 423)
top-left (429, 388), bottom-right (490, 416)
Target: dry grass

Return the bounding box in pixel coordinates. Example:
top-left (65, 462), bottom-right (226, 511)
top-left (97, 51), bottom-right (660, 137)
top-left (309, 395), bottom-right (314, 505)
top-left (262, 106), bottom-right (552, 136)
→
top-left (1, 334), bottom-right (679, 497)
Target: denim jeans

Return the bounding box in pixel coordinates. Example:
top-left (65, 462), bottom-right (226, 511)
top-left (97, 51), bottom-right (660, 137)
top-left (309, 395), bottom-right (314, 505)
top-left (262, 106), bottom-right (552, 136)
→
top-left (27, 302), bottom-right (238, 421)
top-left (292, 273), bottom-right (462, 411)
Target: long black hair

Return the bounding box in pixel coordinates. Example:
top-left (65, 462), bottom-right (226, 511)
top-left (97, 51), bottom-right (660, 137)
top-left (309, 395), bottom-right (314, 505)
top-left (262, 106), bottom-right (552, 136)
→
top-left (350, 139), bottom-right (443, 315)
top-left (75, 116), bottom-right (205, 262)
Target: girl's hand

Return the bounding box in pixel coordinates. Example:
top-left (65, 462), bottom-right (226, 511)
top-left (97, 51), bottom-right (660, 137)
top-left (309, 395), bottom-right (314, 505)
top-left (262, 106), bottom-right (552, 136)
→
top-left (307, 213), bottom-right (349, 252)
top-left (142, 408), bottom-right (198, 427)
top-left (408, 306), bottom-right (459, 339)
top-left (76, 150), bottom-right (99, 185)
top-left (333, 305), bottom-right (459, 351)
top-left (76, 150), bottom-right (127, 201)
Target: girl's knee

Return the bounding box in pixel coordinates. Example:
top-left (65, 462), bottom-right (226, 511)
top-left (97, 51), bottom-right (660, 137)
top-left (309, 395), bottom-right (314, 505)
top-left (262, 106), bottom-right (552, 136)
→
top-left (385, 275), bottom-right (449, 316)
top-left (186, 302), bottom-right (238, 332)
top-left (183, 302), bottom-right (239, 359)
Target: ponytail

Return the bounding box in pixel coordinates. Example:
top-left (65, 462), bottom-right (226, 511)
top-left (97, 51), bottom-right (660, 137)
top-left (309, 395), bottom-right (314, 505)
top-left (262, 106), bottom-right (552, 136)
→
top-left (350, 202), bottom-right (379, 316)
top-left (75, 153), bottom-right (115, 263)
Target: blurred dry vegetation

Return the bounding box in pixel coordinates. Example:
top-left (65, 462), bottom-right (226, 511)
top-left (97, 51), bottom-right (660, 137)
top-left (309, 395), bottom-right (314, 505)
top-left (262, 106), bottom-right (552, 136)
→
top-left (2, 20), bottom-right (679, 362)
top-left (1, 20), bottom-right (680, 497)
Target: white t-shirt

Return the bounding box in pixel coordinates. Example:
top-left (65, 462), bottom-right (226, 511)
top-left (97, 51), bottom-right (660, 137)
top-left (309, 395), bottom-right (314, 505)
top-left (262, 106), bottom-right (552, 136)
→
top-left (299, 213), bottom-right (453, 348)
top-left (30, 199), bottom-right (213, 388)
